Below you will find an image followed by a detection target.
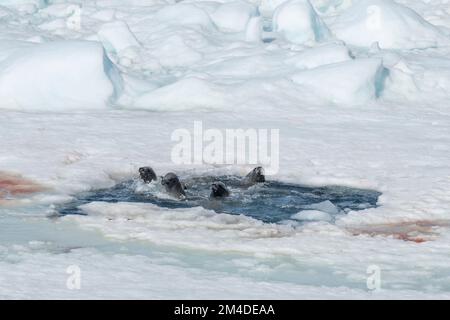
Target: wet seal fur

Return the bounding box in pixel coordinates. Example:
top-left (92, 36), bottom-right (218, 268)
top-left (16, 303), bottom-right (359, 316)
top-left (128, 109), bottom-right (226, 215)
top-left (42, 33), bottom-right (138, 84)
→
top-left (210, 181), bottom-right (230, 199)
top-left (139, 166), bottom-right (157, 183)
top-left (243, 166), bottom-right (265, 185)
top-left (161, 172), bottom-right (186, 199)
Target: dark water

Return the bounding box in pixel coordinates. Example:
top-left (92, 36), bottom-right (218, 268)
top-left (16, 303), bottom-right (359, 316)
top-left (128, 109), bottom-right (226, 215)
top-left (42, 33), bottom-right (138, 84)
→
top-left (58, 175), bottom-right (380, 224)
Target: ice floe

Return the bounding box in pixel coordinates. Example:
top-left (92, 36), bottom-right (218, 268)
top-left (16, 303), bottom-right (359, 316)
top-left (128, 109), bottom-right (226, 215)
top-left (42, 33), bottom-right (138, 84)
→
top-left (272, 0), bottom-right (331, 44)
top-left (0, 40), bottom-right (122, 110)
top-left (291, 58), bottom-right (386, 104)
top-left (331, 0), bottom-right (450, 49)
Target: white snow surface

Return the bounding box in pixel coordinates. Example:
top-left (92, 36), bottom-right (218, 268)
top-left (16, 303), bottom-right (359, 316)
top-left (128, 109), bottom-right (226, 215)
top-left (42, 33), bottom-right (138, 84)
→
top-left (331, 0), bottom-right (450, 49)
top-left (210, 1), bottom-right (259, 32)
top-left (1, 0), bottom-right (450, 299)
top-left (285, 43), bottom-right (352, 69)
top-left (272, 0), bottom-right (331, 44)
top-left (0, 40), bottom-right (122, 110)
top-left (291, 209), bottom-right (333, 221)
top-left (291, 58), bottom-right (386, 104)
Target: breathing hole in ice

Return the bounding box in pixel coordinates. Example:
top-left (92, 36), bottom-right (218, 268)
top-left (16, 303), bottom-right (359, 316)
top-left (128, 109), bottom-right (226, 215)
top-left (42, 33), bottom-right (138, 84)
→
top-left (58, 175), bottom-right (381, 224)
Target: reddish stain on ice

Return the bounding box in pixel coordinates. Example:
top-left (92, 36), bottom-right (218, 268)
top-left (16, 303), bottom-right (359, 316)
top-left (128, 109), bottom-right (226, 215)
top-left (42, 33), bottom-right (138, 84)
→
top-left (0, 172), bottom-right (46, 204)
top-left (350, 220), bottom-right (450, 243)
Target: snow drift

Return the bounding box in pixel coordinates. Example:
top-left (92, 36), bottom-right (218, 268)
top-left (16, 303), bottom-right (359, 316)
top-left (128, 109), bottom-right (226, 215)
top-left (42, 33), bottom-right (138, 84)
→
top-left (210, 1), bottom-right (259, 33)
top-left (291, 58), bottom-right (386, 105)
top-left (0, 40), bottom-right (123, 110)
top-left (0, 0), bottom-right (46, 8)
top-left (285, 43), bottom-right (352, 69)
top-left (332, 0), bottom-right (449, 49)
top-left (97, 20), bottom-right (142, 67)
top-left (272, 0), bottom-right (330, 44)
top-left (149, 34), bottom-right (203, 68)
top-left (97, 20), bottom-right (140, 55)
top-left (154, 4), bottom-right (214, 29)
top-left (131, 77), bottom-right (230, 111)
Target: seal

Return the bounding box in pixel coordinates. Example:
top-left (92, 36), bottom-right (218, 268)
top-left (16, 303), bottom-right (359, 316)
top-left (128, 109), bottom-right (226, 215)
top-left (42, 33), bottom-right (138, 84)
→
top-left (243, 166), bottom-right (265, 185)
top-left (139, 166), bottom-right (157, 183)
top-left (210, 181), bottom-right (230, 199)
top-left (161, 172), bottom-right (186, 199)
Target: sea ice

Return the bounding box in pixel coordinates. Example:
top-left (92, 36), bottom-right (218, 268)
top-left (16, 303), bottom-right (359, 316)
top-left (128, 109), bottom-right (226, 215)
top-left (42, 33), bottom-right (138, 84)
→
top-left (307, 200), bottom-right (340, 215)
top-left (0, 40), bottom-right (123, 110)
top-left (97, 20), bottom-right (140, 55)
top-left (148, 34), bottom-right (203, 68)
top-left (272, 0), bottom-right (330, 44)
top-left (0, 0), bottom-right (45, 9)
top-left (291, 210), bottom-right (333, 222)
top-left (210, 1), bottom-right (259, 33)
top-left (331, 0), bottom-right (450, 49)
top-left (285, 43), bottom-right (352, 69)
top-left (154, 4), bottom-right (214, 30)
top-left (0, 0), bottom-right (450, 300)
top-left (131, 77), bottom-right (229, 111)
top-left (245, 16), bottom-right (263, 42)
top-left (291, 58), bottom-right (386, 104)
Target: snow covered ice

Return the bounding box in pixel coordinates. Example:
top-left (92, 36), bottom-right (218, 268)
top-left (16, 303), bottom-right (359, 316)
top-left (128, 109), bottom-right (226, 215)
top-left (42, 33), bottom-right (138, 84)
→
top-left (210, 1), bottom-right (259, 33)
top-left (1, 0), bottom-right (450, 299)
top-left (291, 58), bottom-right (386, 104)
top-left (331, 0), bottom-right (450, 49)
top-left (0, 40), bottom-right (122, 110)
top-left (272, 0), bottom-right (331, 44)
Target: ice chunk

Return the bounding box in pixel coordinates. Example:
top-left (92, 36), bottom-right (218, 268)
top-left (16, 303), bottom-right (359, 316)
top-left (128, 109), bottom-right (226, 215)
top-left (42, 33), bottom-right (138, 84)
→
top-left (150, 34), bottom-right (202, 68)
top-left (97, 20), bottom-right (141, 67)
top-left (259, 0), bottom-right (290, 16)
top-left (38, 18), bottom-right (67, 31)
top-left (0, 0), bottom-right (46, 8)
top-left (154, 4), bottom-right (213, 29)
top-left (331, 0), bottom-right (449, 49)
top-left (291, 201), bottom-right (339, 223)
top-left (131, 77), bottom-right (229, 111)
top-left (15, 3), bottom-right (38, 14)
top-left (272, 0), bottom-right (330, 44)
top-left (0, 40), bottom-right (35, 61)
top-left (245, 16), bottom-right (263, 42)
top-left (291, 58), bottom-right (386, 105)
top-left (307, 200), bottom-right (339, 214)
top-left (97, 20), bottom-right (140, 54)
top-left (210, 1), bottom-right (258, 32)
top-left (90, 9), bottom-right (116, 22)
top-left (0, 6), bottom-right (12, 20)
top-left (291, 210), bottom-right (332, 222)
top-left (285, 43), bottom-right (351, 69)
top-left (0, 40), bottom-right (123, 110)
top-left (39, 3), bottom-right (81, 18)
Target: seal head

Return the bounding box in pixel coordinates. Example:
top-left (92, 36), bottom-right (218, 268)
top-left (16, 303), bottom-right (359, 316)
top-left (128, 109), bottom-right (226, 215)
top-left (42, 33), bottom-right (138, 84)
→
top-left (139, 167), bottom-right (157, 183)
top-left (210, 181), bottom-right (230, 199)
top-left (243, 166), bottom-right (265, 185)
top-left (161, 172), bottom-right (186, 199)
